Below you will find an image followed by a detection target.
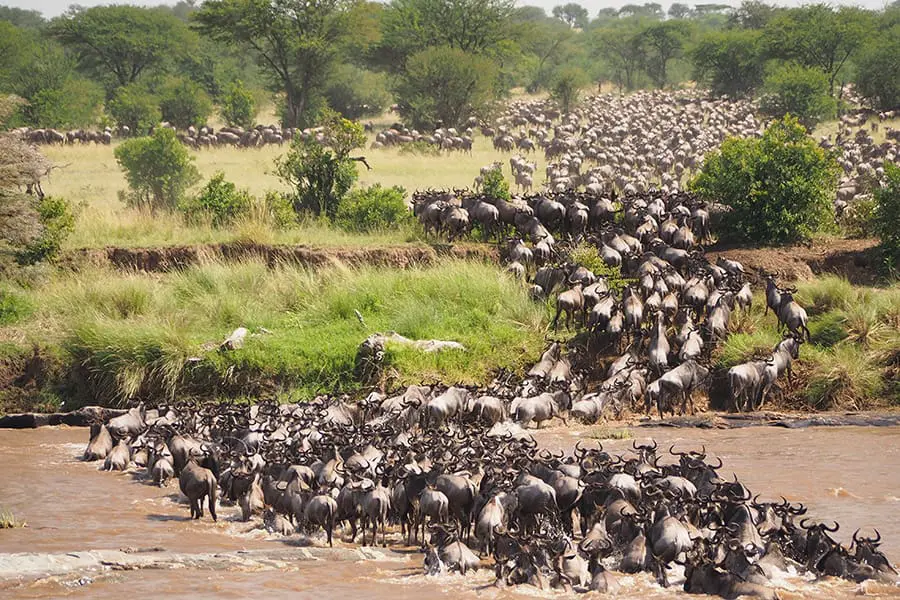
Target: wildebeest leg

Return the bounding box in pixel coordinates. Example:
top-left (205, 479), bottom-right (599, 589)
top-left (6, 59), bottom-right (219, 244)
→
top-left (552, 307), bottom-right (562, 330)
top-left (327, 519), bottom-right (334, 547)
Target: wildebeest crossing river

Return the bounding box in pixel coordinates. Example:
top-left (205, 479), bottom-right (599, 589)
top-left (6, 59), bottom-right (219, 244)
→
top-left (1, 424), bottom-right (898, 599)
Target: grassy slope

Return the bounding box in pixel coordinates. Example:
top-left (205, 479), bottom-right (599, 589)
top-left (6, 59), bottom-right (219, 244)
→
top-left (0, 259), bottom-right (548, 411)
top-left (716, 276), bottom-right (900, 410)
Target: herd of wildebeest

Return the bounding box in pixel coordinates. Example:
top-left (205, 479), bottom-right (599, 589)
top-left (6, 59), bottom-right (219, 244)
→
top-left (52, 90), bottom-right (900, 595)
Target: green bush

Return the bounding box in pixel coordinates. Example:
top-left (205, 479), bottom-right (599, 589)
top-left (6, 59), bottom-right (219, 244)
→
top-left (324, 64), bottom-right (391, 120)
top-left (482, 168), bottom-right (511, 202)
top-left (26, 78), bottom-right (103, 129)
top-left (569, 243), bottom-right (628, 291)
top-left (180, 172), bottom-right (252, 227)
top-left (108, 83), bottom-right (160, 136)
top-left (221, 79), bottom-right (256, 129)
top-left (275, 109), bottom-right (365, 219)
top-left (759, 63), bottom-right (836, 128)
top-left (261, 191), bottom-right (297, 229)
top-left (690, 115), bottom-right (839, 244)
top-left (158, 76), bottom-right (213, 129)
top-left (854, 30), bottom-right (900, 111)
top-left (335, 184), bottom-right (409, 232)
top-left (114, 128), bottom-right (200, 212)
top-left (839, 196), bottom-right (877, 238)
top-left (16, 196), bottom-right (75, 265)
top-left (550, 67), bottom-right (588, 116)
top-left (873, 162), bottom-right (900, 276)
top-left (808, 310), bottom-right (848, 347)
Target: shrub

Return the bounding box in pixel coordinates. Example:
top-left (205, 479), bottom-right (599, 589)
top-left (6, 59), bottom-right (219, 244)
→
top-left (26, 77), bottom-right (103, 129)
top-left (550, 67), bottom-right (588, 115)
top-left (872, 161), bottom-right (900, 276)
top-left (114, 128), bottom-right (200, 213)
top-left (854, 30), bottom-right (900, 111)
top-left (221, 79), bottom-right (256, 129)
top-left (838, 196), bottom-right (877, 238)
top-left (569, 243), bottom-right (628, 291)
top-left (482, 168), bottom-right (511, 202)
top-left (690, 115), bottom-right (839, 244)
top-left (335, 184), bottom-right (409, 232)
top-left (180, 172), bottom-right (252, 227)
top-left (108, 83), bottom-right (161, 136)
top-left (324, 65), bottom-right (391, 120)
top-left (16, 196), bottom-right (75, 265)
top-left (759, 63), bottom-right (836, 128)
top-left (158, 76), bottom-right (213, 129)
top-left (275, 109), bottom-right (365, 219)
top-left (260, 191), bottom-right (297, 229)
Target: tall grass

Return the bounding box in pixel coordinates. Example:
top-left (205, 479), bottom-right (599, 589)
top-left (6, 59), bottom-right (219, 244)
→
top-left (717, 276), bottom-right (899, 409)
top-left (4, 259), bottom-right (547, 405)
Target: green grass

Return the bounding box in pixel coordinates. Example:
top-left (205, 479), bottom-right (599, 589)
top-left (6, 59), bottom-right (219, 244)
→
top-left (587, 426), bottom-right (633, 440)
top-left (1, 258), bottom-right (547, 406)
top-left (716, 277), bottom-right (900, 410)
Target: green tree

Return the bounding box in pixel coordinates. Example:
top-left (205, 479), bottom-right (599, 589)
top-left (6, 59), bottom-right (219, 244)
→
top-left (26, 78), bottom-right (104, 129)
top-left (552, 3), bottom-right (588, 28)
top-left (551, 66), bottom-right (588, 115)
top-left (854, 31), bottom-right (900, 111)
top-left (482, 168), bottom-right (510, 201)
top-left (51, 6), bottom-right (192, 92)
top-left (180, 171), bottom-right (252, 227)
top-left (594, 22), bottom-right (646, 91)
top-left (872, 162), bottom-right (900, 276)
top-left (221, 80), bottom-right (257, 129)
top-left (727, 0), bottom-right (778, 30)
top-left (0, 6), bottom-right (46, 29)
top-left (394, 46), bottom-right (500, 129)
top-left (641, 20), bottom-right (690, 89)
top-left (158, 76), bottom-right (213, 129)
top-left (515, 14), bottom-right (575, 92)
top-left (690, 29), bottom-right (764, 97)
top-left (275, 109), bottom-right (366, 219)
top-left (760, 63), bottom-right (836, 128)
top-left (668, 3), bottom-right (691, 19)
top-left (108, 83), bottom-right (161, 136)
top-left (764, 5), bottom-right (875, 96)
top-left (114, 128), bottom-right (200, 212)
top-left (194, 0), bottom-right (354, 128)
top-left (324, 65), bottom-right (391, 120)
top-left (374, 0), bottom-right (514, 71)
top-left (335, 184), bottom-right (409, 232)
top-left (690, 115), bottom-right (839, 245)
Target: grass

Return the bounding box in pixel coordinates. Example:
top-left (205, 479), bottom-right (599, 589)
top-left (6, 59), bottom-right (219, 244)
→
top-left (716, 276), bottom-right (900, 410)
top-left (587, 426), bottom-right (633, 440)
top-left (0, 258), bottom-right (548, 408)
top-left (0, 508), bottom-right (25, 528)
top-left (41, 130), bottom-right (546, 250)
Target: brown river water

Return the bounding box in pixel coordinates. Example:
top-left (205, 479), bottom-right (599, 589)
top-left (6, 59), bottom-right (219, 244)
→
top-left (1, 425), bottom-right (899, 599)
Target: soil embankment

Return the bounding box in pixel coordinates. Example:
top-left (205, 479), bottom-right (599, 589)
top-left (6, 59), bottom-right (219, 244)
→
top-left (62, 241), bottom-right (499, 272)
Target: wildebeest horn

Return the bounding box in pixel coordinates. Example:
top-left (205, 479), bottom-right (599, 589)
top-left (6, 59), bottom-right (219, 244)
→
top-left (707, 456), bottom-right (723, 469)
top-left (669, 444), bottom-right (688, 457)
top-left (872, 529), bottom-right (882, 544)
top-left (800, 518), bottom-right (813, 530)
top-left (822, 521), bottom-right (839, 533)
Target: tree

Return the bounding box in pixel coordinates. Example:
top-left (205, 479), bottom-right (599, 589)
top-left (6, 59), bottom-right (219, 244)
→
top-left (764, 5), bottom-right (875, 96)
top-left (194, 0), bottom-right (353, 128)
top-left (26, 78), bottom-right (104, 129)
top-left (618, 3), bottom-right (664, 19)
top-left (393, 46), bottom-right (499, 130)
top-left (275, 109), bottom-right (366, 219)
top-left (158, 76), bottom-right (213, 129)
top-left (668, 3), bottom-right (691, 19)
top-left (221, 80), bottom-right (257, 129)
top-left (517, 16), bottom-right (575, 91)
top-left (641, 20), bottom-right (690, 88)
top-left (690, 115), bottom-right (838, 245)
top-left (727, 0), bottom-right (778, 30)
top-left (760, 63), bottom-right (836, 128)
top-left (551, 67), bottom-right (588, 115)
top-left (552, 3), bottom-right (588, 28)
top-left (0, 6), bottom-right (45, 29)
top-left (374, 0), bottom-right (514, 71)
top-left (872, 162), bottom-right (900, 276)
top-left (594, 23), bottom-right (646, 91)
top-left (108, 83), bottom-right (161, 136)
top-left (51, 6), bottom-right (192, 91)
top-left (114, 128), bottom-right (200, 212)
top-left (854, 30), bottom-right (900, 111)
top-left (690, 29), bottom-right (764, 97)
top-left (324, 65), bottom-right (391, 120)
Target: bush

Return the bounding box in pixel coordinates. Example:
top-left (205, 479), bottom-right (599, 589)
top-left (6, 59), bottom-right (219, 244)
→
top-left (690, 29), bottom-right (765, 97)
top-left (275, 109), bottom-right (365, 219)
top-left (394, 46), bottom-right (499, 130)
top-left (108, 83), bottom-right (160, 136)
top-left (873, 162), bottom-right (900, 276)
top-left (759, 63), bottom-right (836, 128)
top-left (838, 196), bottom-right (877, 238)
top-left (180, 172), bottom-right (252, 227)
top-left (324, 65), bottom-right (391, 120)
top-left (482, 168), bottom-right (511, 202)
top-left (569, 243), bottom-right (628, 291)
top-left (335, 184), bottom-right (409, 232)
top-left (26, 78), bottom-right (103, 129)
top-left (261, 191), bottom-right (297, 229)
top-left (550, 67), bottom-right (588, 116)
top-left (114, 128), bottom-right (200, 212)
top-left (158, 76), bottom-right (213, 129)
top-left (854, 30), bottom-right (900, 111)
top-left (221, 79), bottom-right (256, 129)
top-left (690, 115), bottom-right (839, 244)
top-left (16, 196), bottom-right (75, 265)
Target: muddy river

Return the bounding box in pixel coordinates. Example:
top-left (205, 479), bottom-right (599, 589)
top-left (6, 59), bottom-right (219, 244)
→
top-left (1, 425), bottom-right (898, 599)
